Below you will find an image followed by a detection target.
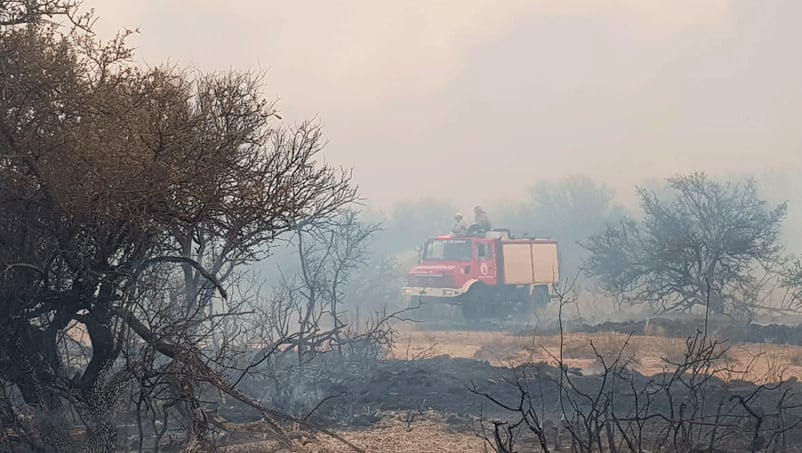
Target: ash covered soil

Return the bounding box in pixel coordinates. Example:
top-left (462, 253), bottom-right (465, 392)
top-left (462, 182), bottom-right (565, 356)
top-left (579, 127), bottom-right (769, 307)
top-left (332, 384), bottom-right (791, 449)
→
top-left (217, 319), bottom-right (802, 452)
top-left (297, 324), bottom-right (802, 426)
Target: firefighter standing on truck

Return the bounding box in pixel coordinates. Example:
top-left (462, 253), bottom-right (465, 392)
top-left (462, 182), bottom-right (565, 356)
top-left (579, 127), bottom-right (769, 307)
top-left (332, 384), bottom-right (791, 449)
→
top-left (474, 205), bottom-right (492, 232)
top-left (452, 212), bottom-right (468, 236)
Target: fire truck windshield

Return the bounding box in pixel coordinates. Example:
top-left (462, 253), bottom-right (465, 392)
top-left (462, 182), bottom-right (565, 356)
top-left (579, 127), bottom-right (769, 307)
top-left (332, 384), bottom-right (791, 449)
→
top-left (422, 239), bottom-right (472, 261)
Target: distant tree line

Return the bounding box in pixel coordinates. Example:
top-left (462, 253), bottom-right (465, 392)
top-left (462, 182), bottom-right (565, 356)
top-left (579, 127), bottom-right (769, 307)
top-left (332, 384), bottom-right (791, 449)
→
top-left (370, 171), bottom-right (802, 320)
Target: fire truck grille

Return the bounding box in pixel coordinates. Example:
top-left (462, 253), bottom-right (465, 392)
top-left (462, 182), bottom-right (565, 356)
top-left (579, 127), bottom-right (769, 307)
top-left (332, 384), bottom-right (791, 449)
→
top-left (409, 275), bottom-right (451, 288)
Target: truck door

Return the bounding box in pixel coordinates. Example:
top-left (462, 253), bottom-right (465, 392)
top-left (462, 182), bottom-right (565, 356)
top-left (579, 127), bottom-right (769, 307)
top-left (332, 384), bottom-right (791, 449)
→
top-left (475, 241), bottom-right (497, 285)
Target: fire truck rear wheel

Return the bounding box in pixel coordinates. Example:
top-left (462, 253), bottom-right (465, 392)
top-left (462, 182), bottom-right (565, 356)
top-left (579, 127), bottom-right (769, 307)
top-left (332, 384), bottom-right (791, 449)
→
top-left (532, 285), bottom-right (551, 309)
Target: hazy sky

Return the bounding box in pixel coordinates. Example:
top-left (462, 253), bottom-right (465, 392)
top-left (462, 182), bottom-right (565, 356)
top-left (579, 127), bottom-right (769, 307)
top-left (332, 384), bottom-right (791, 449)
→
top-left (82, 0), bottom-right (802, 211)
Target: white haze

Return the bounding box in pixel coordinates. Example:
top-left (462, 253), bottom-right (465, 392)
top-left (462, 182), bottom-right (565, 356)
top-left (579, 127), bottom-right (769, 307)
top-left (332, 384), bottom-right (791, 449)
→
top-left (83, 1), bottom-right (802, 224)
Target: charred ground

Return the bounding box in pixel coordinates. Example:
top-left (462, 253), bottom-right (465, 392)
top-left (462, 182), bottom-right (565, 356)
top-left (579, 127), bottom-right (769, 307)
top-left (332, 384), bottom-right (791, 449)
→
top-left (165, 318), bottom-right (802, 453)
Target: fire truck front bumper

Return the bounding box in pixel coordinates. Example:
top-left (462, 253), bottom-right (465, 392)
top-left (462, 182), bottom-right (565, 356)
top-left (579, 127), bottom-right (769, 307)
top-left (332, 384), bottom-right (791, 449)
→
top-left (401, 287), bottom-right (463, 298)
top-left (401, 280), bottom-right (476, 299)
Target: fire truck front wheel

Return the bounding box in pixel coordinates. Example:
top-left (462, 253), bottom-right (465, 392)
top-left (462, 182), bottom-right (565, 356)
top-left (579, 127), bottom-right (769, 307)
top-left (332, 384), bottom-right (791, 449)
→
top-left (460, 284), bottom-right (485, 321)
top-left (407, 295), bottom-right (437, 319)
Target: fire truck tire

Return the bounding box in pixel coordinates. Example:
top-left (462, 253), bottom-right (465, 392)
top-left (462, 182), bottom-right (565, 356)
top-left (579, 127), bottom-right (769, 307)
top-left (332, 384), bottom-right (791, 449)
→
top-left (461, 284), bottom-right (484, 321)
top-left (532, 285), bottom-right (551, 309)
top-left (408, 296), bottom-right (434, 319)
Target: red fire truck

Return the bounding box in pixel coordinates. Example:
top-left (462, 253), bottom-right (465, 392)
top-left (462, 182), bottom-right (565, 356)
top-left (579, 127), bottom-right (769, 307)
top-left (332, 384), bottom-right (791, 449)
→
top-left (401, 229), bottom-right (559, 320)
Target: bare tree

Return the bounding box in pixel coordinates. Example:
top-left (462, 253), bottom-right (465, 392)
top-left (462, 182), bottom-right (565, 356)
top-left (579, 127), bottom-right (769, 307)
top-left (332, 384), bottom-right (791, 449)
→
top-left (511, 175), bottom-right (627, 280)
top-left (779, 257), bottom-right (802, 311)
top-left (230, 209), bottom-right (405, 422)
top-left (582, 172), bottom-right (787, 318)
top-left (292, 209), bottom-right (382, 353)
top-left (0, 0), bottom-right (92, 28)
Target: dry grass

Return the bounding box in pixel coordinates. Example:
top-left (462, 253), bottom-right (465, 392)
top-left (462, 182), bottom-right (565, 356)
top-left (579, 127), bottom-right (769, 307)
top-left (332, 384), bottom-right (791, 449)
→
top-left (559, 331), bottom-right (637, 358)
top-left (394, 327), bottom-right (802, 383)
top-left (176, 412), bottom-right (482, 453)
top-left (308, 411), bottom-right (483, 453)
top-left (390, 330), bottom-right (510, 363)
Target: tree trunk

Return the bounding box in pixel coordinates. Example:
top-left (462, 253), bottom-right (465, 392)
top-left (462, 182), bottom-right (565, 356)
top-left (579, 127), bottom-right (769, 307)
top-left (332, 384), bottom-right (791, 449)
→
top-left (73, 373), bottom-right (132, 453)
top-left (79, 416), bottom-right (117, 453)
top-left (707, 288), bottom-right (725, 315)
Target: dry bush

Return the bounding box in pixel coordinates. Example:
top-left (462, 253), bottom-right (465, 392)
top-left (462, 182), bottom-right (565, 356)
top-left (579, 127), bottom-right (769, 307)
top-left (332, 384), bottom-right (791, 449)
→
top-left (472, 282), bottom-right (802, 453)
